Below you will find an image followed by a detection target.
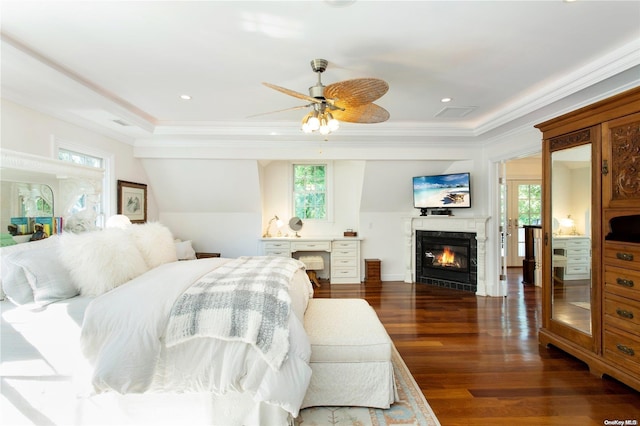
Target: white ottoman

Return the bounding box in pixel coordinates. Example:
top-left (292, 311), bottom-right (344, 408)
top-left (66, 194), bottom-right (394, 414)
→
top-left (301, 298), bottom-right (397, 408)
top-left (299, 255), bottom-right (324, 287)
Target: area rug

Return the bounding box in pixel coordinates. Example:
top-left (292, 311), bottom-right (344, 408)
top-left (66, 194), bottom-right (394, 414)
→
top-left (295, 346), bottom-right (441, 425)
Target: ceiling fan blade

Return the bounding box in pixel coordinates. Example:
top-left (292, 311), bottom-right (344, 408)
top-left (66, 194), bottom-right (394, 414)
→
top-left (262, 82), bottom-right (322, 105)
top-left (331, 103), bottom-right (390, 124)
top-left (248, 104), bottom-right (311, 118)
top-left (324, 78), bottom-right (389, 107)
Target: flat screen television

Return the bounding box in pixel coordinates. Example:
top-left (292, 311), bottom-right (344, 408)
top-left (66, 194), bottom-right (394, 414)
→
top-left (413, 172), bottom-right (471, 215)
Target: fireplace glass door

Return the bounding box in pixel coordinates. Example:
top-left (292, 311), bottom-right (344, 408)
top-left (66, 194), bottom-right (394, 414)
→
top-left (423, 238), bottom-right (469, 273)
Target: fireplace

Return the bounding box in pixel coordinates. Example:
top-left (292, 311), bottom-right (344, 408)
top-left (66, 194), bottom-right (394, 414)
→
top-left (416, 230), bottom-right (477, 292)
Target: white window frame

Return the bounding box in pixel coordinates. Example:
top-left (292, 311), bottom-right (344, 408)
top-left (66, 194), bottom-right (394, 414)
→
top-left (289, 161), bottom-right (333, 222)
top-left (52, 136), bottom-right (114, 227)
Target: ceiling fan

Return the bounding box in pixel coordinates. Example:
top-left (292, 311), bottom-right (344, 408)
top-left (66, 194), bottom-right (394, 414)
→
top-left (260, 59), bottom-right (390, 135)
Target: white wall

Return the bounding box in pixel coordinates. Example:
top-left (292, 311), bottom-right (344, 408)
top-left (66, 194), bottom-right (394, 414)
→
top-left (141, 158), bottom-right (263, 257)
top-left (1, 100), bottom-right (155, 220)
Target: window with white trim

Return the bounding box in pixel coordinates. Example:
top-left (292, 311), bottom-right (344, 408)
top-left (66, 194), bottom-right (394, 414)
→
top-left (292, 163), bottom-right (328, 220)
top-left (56, 144), bottom-right (111, 228)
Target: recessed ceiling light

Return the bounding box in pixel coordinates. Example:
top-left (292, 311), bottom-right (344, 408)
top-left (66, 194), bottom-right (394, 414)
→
top-left (441, 97), bottom-right (452, 103)
top-left (180, 94), bottom-right (192, 100)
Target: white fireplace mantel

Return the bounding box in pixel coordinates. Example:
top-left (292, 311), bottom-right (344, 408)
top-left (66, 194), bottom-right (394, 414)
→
top-left (403, 216), bottom-right (490, 294)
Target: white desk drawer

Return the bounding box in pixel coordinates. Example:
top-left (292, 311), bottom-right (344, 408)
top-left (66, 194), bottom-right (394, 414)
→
top-left (332, 267), bottom-right (358, 278)
top-left (291, 241), bottom-right (331, 251)
top-left (332, 240), bottom-right (358, 250)
top-left (332, 257), bottom-right (357, 267)
top-left (567, 239), bottom-right (590, 249)
top-left (566, 265), bottom-right (590, 274)
top-left (332, 248), bottom-right (357, 257)
top-left (265, 249), bottom-right (290, 257)
top-left (264, 241), bottom-right (291, 250)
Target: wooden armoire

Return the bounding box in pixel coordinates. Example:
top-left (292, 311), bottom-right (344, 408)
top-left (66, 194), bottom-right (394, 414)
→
top-left (535, 86), bottom-right (640, 391)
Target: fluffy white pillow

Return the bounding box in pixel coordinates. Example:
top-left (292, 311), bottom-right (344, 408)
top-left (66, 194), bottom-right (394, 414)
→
top-left (175, 240), bottom-right (196, 260)
top-left (59, 228), bottom-right (149, 296)
top-left (128, 222), bottom-right (178, 268)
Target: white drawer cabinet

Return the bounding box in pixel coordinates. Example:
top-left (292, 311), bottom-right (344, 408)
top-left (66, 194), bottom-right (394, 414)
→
top-left (263, 240), bottom-right (291, 257)
top-left (291, 241), bottom-right (331, 252)
top-left (260, 238), bottom-right (362, 284)
top-left (553, 236), bottom-right (591, 280)
top-left (331, 240), bottom-right (360, 284)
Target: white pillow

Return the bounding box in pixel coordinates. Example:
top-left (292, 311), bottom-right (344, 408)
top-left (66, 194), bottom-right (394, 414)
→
top-left (128, 222), bottom-right (178, 269)
top-left (2, 246), bottom-right (77, 308)
top-left (0, 236), bottom-right (61, 302)
top-left (59, 228), bottom-right (149, 296)
top-left (175, 240), bottom-right (196, 260)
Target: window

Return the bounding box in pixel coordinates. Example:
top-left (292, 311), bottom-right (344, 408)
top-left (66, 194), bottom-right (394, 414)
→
top-left (293, 164), bottom-right (327, 220)
top-left (56, 144), bottom-right (111, 228)
top-left (58, 148), bottom-right (103, 168)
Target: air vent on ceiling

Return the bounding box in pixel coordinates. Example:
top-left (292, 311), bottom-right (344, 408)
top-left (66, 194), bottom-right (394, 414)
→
top-left (435, 106), bottom-right (477, 118)
top-left (112, 119), bottom-right (131, 126)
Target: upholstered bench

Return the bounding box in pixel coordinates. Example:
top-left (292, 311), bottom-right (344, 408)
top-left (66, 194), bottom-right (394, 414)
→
top-left (301, 298), bottom-right (397, 409)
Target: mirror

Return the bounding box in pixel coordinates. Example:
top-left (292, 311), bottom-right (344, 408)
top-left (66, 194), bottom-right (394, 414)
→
top-left (289, 216), bottom-right (303, 238)
top-left (550, 144), bottom-right (592, 335)
top-left (1, 181), bottom-right (54, 242)
top-left (1, 149), bottom-right (105, 238)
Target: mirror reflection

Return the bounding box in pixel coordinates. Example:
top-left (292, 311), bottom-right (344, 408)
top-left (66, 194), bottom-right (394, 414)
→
top-left (550, 144), bottom-right (592, 334)
top-left (1, 181), bottom-right (54, 244)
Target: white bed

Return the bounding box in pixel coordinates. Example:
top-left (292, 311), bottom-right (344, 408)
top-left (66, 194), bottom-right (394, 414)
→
top-left (1, 224), bottom-right (314, 425)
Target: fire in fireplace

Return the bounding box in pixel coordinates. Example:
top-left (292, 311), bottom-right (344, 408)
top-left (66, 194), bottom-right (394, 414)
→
top-left (416, 230), bottom-right (477, 292)
top-left (425, 244), bottom-right (468, 270)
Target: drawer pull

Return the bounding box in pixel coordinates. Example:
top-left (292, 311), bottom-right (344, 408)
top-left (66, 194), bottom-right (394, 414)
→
top-left (616, 252), bottom-right (634, 261)
top-left (615, 308), bottom-right (634, 320)
top-left (616, 343), bottom-right (635, 357)
top-left (616, 277), bottom-right (635, 288)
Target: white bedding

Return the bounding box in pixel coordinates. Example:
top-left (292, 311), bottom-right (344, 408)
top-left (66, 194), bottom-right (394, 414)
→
top-left (2, 256), bottom-right (314, 425)
top-left (80, 257), bottom-right (314, 417)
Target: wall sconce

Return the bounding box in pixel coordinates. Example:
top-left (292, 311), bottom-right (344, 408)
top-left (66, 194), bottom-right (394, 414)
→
top-left (262, 215), bottom-right (284, 238)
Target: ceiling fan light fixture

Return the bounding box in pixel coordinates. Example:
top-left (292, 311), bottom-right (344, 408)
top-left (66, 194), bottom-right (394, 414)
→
top-left (327, 112), bottom-right (339, 131)
top-left (308, 111), bottom-right (321, 131)
top-left (301, 112), bottom-right (313, 133)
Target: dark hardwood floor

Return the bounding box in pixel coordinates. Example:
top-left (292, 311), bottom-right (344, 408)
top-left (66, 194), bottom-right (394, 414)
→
top-left (313, 269), bottom-right (640, 425)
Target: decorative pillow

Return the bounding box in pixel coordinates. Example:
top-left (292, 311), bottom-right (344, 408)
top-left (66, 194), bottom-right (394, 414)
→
top-left (175, 240), bottom-right (196, 260)
top-left (128, 222), bottom-right (178, 268)
top-left (2, 246), bottom-right (77, 308)
top-left (1, 236), bottom-right (61, 302)
top-left (59, 228), bottom-right (149, 296)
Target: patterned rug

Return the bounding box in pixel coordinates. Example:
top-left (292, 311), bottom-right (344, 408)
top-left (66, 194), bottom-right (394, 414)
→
top-left (295, 346), bottom-right (441, 425)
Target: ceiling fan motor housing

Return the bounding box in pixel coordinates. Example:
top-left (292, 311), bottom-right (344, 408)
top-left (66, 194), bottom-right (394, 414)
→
top-left (310, 59), bottom-right (328, 73)
top-left (308, 84), bottom-right (325, 99)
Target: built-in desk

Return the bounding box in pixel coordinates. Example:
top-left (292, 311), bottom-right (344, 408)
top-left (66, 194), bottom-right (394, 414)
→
top-left (259, 237), bottom-right (361, 284)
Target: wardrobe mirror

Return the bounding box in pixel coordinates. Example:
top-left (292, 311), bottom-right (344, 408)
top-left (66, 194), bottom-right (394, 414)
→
top-left (550, 144), bottom-right (592, 335)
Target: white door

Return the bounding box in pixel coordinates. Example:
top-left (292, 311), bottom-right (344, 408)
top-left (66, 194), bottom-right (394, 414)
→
top-left (507, 180), bottom-right (542, 267)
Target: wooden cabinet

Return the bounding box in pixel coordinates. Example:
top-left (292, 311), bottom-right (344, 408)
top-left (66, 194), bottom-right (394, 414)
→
top-left (195, 252), bottom-right (220, 259)
top-left (364, 258), bottom-right (382, 285)
top-left (536, 86), bottom-right (640, 391)
top-left (602, 112), bottom-right (640, 210)
top-left (603, 242), bottom-right (640, 378)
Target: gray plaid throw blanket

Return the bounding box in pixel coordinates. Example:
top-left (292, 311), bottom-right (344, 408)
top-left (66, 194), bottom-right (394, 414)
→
top-left (165, 256), bottom-right (304, 370)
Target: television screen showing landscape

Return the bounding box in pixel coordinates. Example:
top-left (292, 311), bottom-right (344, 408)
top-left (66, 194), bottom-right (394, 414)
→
top-left (413, 173), bottom-right (471, 209)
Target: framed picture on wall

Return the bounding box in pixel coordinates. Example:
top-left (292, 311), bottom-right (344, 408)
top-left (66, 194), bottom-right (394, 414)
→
top-left (117, 180), bottom-right (147, 223)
